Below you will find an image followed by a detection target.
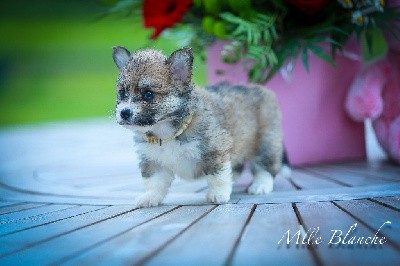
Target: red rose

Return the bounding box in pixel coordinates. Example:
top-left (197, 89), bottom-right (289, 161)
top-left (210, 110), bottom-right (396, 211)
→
top-left (285, 0), bottom-right (331, 14)
top-left (143, 0), bottom-right (192, 39)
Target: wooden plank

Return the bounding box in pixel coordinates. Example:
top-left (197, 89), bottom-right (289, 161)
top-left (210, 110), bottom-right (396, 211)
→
top-left (334, 199), bottom-right (400, 248)
top-left (233, 170), bottom-right (328, 195)
top-left (307, 164), bottom-right (400, 186)
top-left (289, 169), bottom-right (344, 189)
top-left (8, 178), bottom-right (397, 206)
top-left (230, 170), bottom-right (252, 193)
top-left (0, 205), bottom-right (104, 237)
top-left (296, 201), bottom-right (400, 264)
top-left (0, 203), bottom-right (47, 215)
top-left (0, 205), bottom-right (176, 265)
top-left (333, 163), bottom-right (400, 182)
top-left (373, 197), bottom-right (400, 210)
top-left (344, 161), bottom-right (400, 180)
top-left (0, 187), bottom-right (207, 206)
top-left (306, 165), bottom-right (398, 186)
top-left (232, 184), bottom-right (248, 194)
top-left (232, 203), bottom-right (315, 265)
top-left (0, 201), bottom-right (20, 208)
top-left (0, 205), bottom-right (137, 257)
top-left (146, 204), bottom-right (253, 265)
top-left (61, 205), bottom-right (214, 266)
top-left (236, 183), bottom-right (400, 204)
top-left (0, 204), bottom-right (73, 223)
top-left (274, 174), bottom-right (298, 191)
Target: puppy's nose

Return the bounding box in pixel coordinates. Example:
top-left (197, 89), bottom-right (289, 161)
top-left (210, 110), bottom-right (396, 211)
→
top-left (120, 108), bottom-right (132, 120)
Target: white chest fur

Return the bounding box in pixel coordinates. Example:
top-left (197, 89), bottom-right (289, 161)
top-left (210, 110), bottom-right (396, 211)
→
top-left (136, 139), bottom-right (202, 180)
top-left (133, 120), bottom-right (203, 179)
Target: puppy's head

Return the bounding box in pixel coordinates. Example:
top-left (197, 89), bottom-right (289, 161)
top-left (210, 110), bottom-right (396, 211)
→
top-left (112, 47), bottom-right (194, 131)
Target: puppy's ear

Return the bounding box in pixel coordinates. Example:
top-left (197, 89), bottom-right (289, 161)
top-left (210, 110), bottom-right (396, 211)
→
top-left (167, 47), bottom-right (193, 86)
top-left (112, 46), bottom-right (130, 70)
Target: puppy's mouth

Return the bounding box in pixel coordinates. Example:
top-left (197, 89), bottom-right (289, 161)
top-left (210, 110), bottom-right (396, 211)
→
top-left (117, 109), bottom-right (180, 128)
top-left (118, 115), bottom-right (156, 127)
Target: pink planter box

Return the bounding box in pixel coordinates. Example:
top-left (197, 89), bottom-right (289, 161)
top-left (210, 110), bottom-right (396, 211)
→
top-left (208, 41), bottom-right (366, 166)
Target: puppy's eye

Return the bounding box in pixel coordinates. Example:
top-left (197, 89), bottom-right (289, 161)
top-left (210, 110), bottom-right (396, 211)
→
top-left (118, 89), bottom-right (128, 101)
top-left (143, 90), bottom-right (155, 102)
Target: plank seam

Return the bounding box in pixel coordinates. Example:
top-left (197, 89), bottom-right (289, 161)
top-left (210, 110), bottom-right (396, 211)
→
top-left (300, 168), bottom-right (352, 187)
top-left (334, 165), bottom-right (400, 182)
top-left (0, 205), bottom-right (138, 259)
top-left (225, 204), bottom-right (257, 266)
top-left (292, 203), bottom-right (323, 266)
top-left (0, 205), bottom-right (78, 225)
top-left (0, 203), bottom-right (51, 216)
top-left (0, 202), bottom-right (26, 210)
top-left (331, 201), bottom-right (400, 252)
top-left (53, 205), bottom-right (182, 266)
top-left (0, 182), bottom-right (134, 201)
top-left (134, 205), bottom-right (218, 266)
top-left (368, 198), bottom-right (400, 212)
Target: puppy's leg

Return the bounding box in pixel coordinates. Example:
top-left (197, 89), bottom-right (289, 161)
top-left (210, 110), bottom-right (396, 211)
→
top-left (248, 133), bottom-right (283, 195)
top-left (136, 171), bottom-right (174, 208)
top-left (278, 149), bottom-right (292, 178)
top-left (206, 161), bottom-right (233, 204)
top-left (248, 163), bottom-right (275, 194)
top-left (137, 160), bottom-right (174, 208)
top-left (232, 163), bottom-right (244, 182)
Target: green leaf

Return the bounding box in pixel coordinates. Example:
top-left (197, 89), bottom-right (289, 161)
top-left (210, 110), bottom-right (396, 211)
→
top-left (302, 49), bottom-right (309, 73)
top-left (308, 45), bottom-right (336, 67)
top-left (267, 51), bottom-right (278, 66)
top-left (231, 25), bottom-right (244, 37)
top-left (270, 0), bottom-right (287, 10)
top-left (364, 27), bottom-right (374, 55)
top-left (249, 66), bottom-right (263, 83)
top-left (263, 30), bottom-right (271, 42)
top-left (324, 38), bottom-right (342, 46)
top-left (270, 27), bottom-right (278, 40)
top-left (308, 36), bottom-right (341, 46)
top-left (96, 0), bottom-right (142, 19)
top-left (316, 26), bottom-right (351, 37)
top-left (247, 28), bottom-right (252, 44)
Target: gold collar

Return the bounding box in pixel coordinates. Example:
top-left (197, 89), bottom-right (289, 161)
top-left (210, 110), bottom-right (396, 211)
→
top-left (143, 114), bottom-right (193, 146)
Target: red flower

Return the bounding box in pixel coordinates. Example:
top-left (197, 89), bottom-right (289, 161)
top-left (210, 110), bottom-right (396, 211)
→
top-left (143, 0), bottom-right (192, 39)
top-left (285, 0), bottom-right (331, 14)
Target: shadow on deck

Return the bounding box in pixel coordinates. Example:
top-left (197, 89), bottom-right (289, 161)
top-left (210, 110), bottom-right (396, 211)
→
top-left (0, 119), bottom-right (399, 265)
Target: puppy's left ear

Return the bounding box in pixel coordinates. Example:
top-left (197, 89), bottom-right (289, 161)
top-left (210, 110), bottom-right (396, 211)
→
top-left (113, 46), bottom-right (131, 71)
top-left (167, 48), bottom-right (193, 86)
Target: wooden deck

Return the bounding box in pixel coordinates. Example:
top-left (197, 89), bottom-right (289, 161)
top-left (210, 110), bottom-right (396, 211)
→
top-left (0, 118), bottom-right (399, 265)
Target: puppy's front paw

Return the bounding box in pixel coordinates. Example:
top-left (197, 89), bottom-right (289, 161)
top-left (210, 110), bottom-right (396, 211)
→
top-left (206, 190), bottom-right (230, 204)
top-left (136, 193), bottom-right (163, 208)
top-left (247, 182), bottom-right (273, 195)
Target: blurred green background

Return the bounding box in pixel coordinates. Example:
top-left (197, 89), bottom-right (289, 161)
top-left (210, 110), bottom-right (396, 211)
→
top-left (0, 0), bottom-right (386, 126)
top-left (0, 0), bottom-right (206, 126)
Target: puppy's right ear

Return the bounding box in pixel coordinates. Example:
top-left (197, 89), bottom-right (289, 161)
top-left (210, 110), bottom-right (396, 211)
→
top-left (112, 46), bottom-right (130, 70)
top-left (167, 47), bottom-right (193, 86)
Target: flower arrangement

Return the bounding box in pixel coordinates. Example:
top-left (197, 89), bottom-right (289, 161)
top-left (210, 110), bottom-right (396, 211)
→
top-left (102, 0), bottom-right (400, 83)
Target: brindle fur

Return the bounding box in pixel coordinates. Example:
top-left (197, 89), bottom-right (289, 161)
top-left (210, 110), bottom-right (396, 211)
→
top-left (112, 47), bottom-right (284, 207)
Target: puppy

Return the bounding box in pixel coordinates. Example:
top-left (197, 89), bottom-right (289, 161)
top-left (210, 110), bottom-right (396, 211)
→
top-left (112, 47), bottom-right (284, 207)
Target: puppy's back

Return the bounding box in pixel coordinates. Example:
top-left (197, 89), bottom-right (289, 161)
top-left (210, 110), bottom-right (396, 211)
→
top-left (206, 83), bottom-right (282, 165)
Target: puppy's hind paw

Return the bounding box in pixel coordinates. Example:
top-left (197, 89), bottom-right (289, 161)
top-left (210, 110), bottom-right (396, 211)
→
top-left (247, 182), bottom-right (273, 195)
top-left (206, 190), bottom-right (230, 204)
top-left (136, 193), bottom-right (163, 208)
top-left (278, 165), bottom-right (292, 179)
